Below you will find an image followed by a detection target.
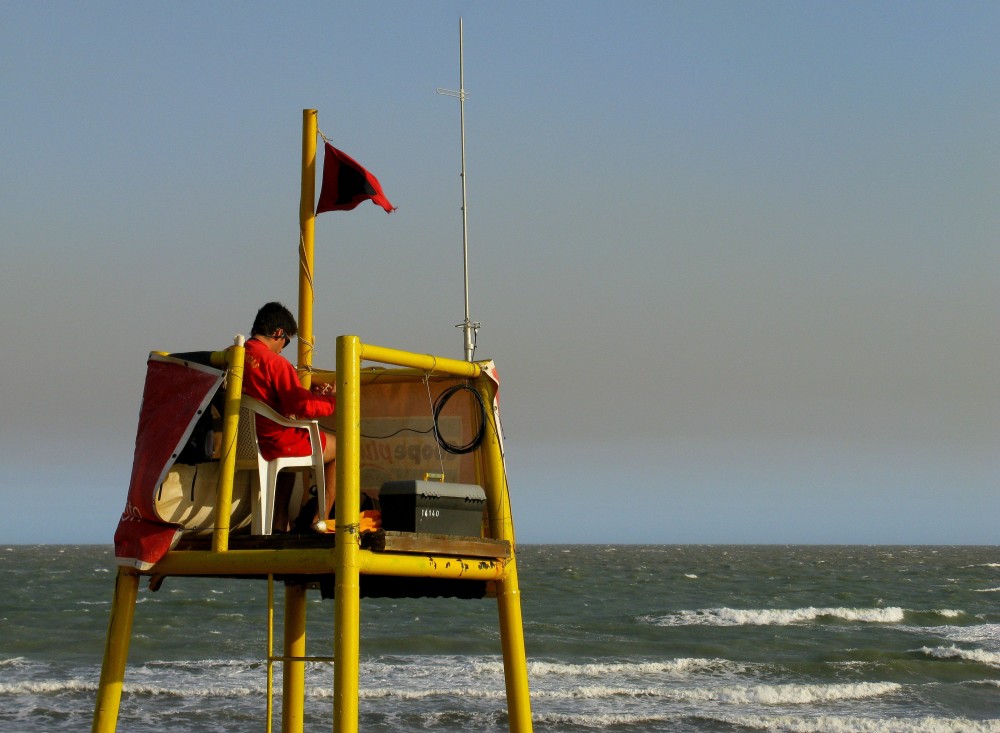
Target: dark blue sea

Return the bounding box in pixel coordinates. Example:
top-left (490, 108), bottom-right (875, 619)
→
top-left (1, 544), bottom-right (998, 732)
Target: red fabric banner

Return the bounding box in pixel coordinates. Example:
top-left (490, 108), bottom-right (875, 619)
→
top-left (316, 142), bottom-right (395, 214)
top-left (114, 355), bottom-right (224, 569)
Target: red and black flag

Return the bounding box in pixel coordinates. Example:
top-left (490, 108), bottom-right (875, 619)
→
top-left (316, 142), bottom-right (395, 214)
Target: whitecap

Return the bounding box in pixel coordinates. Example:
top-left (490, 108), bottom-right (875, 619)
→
top-left (123, 682), bottom-right (261, 698)
top-left (0, 679), bottom-right (96, 695)
top-left (534, 711), bottom-right (678, 728)
top-left (707, 713), bottom-right (1000, 733)
top-left (642, 606), bottom-right (905, 627)
top-left (536, 658), bottom-right (740, 677)
top-left (973, 680), bottom-right (1000, 688)
top-left (917, 645), bottom-right (1000, 668)
top-left (531, 681), bottom-right (901, 705)
top-left (358, 687), bottom-right (502, 701)
top-left (924, 623), bottom-right (1000, 647)
top-left (701, 681), bottom-right (900, 705)
top-left (474, 657), bottom-right (742, 678)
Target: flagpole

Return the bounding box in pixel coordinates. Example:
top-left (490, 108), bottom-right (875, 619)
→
top-left (438, 17), bottom-right (479, 361)
top-left (298, 109), bottom-right (317, 386)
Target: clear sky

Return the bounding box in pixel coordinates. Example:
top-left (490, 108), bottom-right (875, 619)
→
top-left (2, 2), bottom-right (997, 545)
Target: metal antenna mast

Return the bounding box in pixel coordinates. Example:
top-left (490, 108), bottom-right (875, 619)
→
top-left (437, 17), bottom-right (480, 361)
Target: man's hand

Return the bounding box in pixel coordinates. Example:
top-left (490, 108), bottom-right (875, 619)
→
top-left (312, 381), bottom-right (335, 397)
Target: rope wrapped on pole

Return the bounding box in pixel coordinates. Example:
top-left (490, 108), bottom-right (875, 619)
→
top-left (297, 109), bottom-right (318, 388)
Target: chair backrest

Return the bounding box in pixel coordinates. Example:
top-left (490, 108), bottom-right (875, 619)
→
top-left (233, 394), bottom-right (326, 535)
top-left (236, 404), bottom-right (262, 463)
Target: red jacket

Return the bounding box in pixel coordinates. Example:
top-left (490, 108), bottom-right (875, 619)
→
top-left (241, 337), bottom-right (335, 460)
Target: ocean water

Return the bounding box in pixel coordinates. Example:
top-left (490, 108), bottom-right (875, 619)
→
top-left (1, 544), bottom-right (998, 732)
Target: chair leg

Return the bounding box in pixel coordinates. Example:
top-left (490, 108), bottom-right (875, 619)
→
top-left (314, 478), bottom-right (327, 525)
top-left (261, 464), bottom-right (281, 535)
top-left (251, 468), bottom-right (270, 536)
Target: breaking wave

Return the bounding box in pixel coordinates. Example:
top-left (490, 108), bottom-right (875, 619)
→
top-left (917, 645), bottom-right (1000, 668)
top-left (701, 714), bottom-right (1000, 733)
top-left (0, 679), bottom-right (96, 695)
top-left (476, 657), bottom-right (743, 678)
top-left (534, 712), bottom-right (1000, 732)
top-left (531, 681), bottom-right (901, 704)
top-left (642, 606), bottom-right (907, 627)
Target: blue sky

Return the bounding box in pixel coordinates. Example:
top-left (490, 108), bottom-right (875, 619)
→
top-left (2, 2), bottom-right (998, 544)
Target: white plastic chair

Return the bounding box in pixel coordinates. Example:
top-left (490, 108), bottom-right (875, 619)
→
top-left (236, 395), bottom-right (327, 535)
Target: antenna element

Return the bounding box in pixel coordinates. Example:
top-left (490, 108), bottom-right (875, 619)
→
top-left (437, 17), bottom-right (480, 361)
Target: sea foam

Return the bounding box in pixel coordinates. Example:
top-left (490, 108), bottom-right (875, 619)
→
top-left (643, 606), bottom-right (906, 627)
top-left (531, 681), bottom-right (901, 705)
top-left (0, 679), bottom-right (96, 695)
top-left (707, 714), bottom-right (1000, 733)
top-left (528, 658), bottom-right (739, 677)
top-left (472, 657), bottom-right (743, 678)
top-left (917, 645), bottom-right (1000, 668)
top-left (534, 712), bottom-right (1000, 733)
top-left (922, 623), bottom-right (1000, 648)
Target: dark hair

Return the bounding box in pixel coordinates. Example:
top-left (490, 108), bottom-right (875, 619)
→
top-left (251, 302), bottom-right (297, 338)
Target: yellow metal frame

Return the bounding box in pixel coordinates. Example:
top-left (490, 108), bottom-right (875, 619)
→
top-left (332, 335), bottom-right (533, 733)
top-left (92, 108), bottom-right (532, 733)
top-left (92, 337), bottom-right (532, 733)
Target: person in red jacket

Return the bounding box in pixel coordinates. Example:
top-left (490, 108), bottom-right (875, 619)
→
top-left (242, 302), bottom-right (336, 531)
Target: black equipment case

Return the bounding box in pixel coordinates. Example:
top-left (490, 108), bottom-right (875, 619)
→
top-left (378, 480), bottom-right (486, 537)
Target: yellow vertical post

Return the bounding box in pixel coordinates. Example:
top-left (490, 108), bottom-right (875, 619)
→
top-left (266, 576), bottom-right (275, 733)
top-left (495, 560), bottom-right (533, 733)
top-left (91, 568), bottom-right (140, 733)
top-left (212, 335), bottom-right (246, 553)
top-left (298, 108), bottom-right (318, 389)
top-left (283, 582), bottom-right (308, 733)
top-left (333, 335), bottom-right (362, 733)
top-left (288, 111), bottom-right (317, 731)
top-left (474, 376), bottom-right (533, 733)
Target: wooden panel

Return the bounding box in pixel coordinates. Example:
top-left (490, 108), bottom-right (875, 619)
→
top-left (363, 531), bottom-right (510, 559)
top-left (178, 530), bottom-right (511, 560)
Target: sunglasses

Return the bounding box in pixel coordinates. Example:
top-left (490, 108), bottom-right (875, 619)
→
top-left (275, 331), bottom-right (292, 349)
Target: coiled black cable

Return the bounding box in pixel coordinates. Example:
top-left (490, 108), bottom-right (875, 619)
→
top-left (433, 383), bottom-right (487, 454)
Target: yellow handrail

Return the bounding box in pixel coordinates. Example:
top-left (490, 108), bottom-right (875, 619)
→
top-left (359, 341), bottom-right (482, 377)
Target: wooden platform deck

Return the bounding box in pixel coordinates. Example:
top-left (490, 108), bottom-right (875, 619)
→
top-left (175, 530), bottom-right (509, 558)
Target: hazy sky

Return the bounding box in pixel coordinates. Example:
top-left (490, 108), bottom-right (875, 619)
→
top-left (2, 2), bottom-right (998, 545)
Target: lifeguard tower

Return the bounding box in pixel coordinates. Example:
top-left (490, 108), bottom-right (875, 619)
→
top-left (91, 110), bottom-right (533, 733)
